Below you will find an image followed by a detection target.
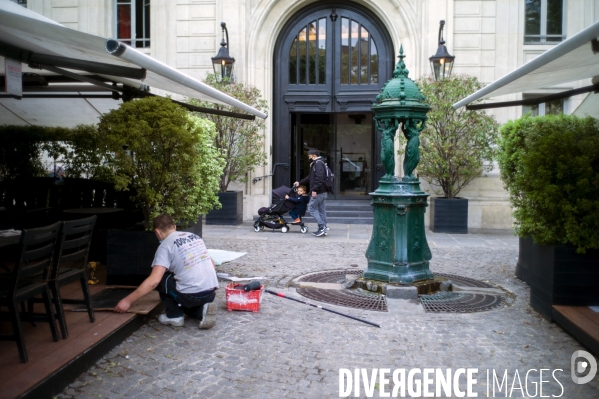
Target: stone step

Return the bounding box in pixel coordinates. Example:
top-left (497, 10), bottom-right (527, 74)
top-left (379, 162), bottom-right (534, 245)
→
top-left (261, 199), bottom-right (374, 225)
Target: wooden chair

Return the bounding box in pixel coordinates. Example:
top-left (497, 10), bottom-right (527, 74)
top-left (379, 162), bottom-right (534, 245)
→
top-left (0, 222), bottom-right (61, 363)
top-left (49, 216), bottom-right (97, 339)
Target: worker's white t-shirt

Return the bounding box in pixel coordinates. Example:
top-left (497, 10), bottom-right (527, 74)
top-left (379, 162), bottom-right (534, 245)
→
top-left (152, 231), bottom-right (218, 294)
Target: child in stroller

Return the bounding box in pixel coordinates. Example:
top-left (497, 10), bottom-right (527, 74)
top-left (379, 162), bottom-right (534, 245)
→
top-left (285, 185), bottom-right (310, 224)
top-left (253, 185), bottom-right (309, 234)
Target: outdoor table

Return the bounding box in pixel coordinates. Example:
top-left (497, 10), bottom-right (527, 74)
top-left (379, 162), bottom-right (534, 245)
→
top-left (62, 208), bottom-right (124, 215)
top-left (62, 207), bottom-right (125, 228)
top-left (0, 229), bottom-right (21, 273)
top-left (0, 229), bottom-right (21, 248)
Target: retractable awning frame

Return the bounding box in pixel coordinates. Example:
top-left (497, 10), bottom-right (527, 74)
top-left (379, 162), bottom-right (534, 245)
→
top-left (0, 1), bottom-right (266, 122)
top-left (453, 21), bottom-right (599, 110)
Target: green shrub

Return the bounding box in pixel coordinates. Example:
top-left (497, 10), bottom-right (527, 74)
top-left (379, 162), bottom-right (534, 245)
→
top-left (189, 74), bottom-right (268, 192)
top-left (0, 124), bottom-right (113, 182)
top-left (98, 96), bottom-right (225, 230)
top-left (0, 125), bottom-right (65, 180)
top-left (400, 75), bottom-right (500, 198)
top-left (498, 114), bottom-right (599, 252)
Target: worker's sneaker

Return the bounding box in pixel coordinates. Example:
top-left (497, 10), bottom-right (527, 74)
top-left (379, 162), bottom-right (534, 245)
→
top-left (158, 314), bottom-right (184, 327)
top-left (199, 302), bottom-right (216, 330)
top-left (293, 218), bottom-right (301, 223)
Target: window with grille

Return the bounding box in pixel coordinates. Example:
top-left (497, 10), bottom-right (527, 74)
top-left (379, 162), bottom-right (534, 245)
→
top-left (289, 18), bottom-right (327, 85)
top-left (116, 0), bottom-right (150, 48)
top-left (339, 17), bottom-right (378, 85)
top-left (288, 17), bottom-right (379, 85)
top-left (525, 0), bottom-right (565, 44)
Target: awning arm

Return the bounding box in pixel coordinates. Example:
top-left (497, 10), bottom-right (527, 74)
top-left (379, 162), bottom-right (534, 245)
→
top-left (37, 65), bottom-right (123, 93)
top-left (453, 21), bottom-right (599, 109)
top-left (121, 87), bottom-right (256, 120)
top-left (105, 39), bottom-right (268, 119)
top-left (0, 41), bottom-right (146, 80)
top-left (466, 83), bottom-right (599, 110)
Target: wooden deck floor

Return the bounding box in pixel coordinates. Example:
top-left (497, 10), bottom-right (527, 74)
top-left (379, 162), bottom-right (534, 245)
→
top-left (0, 281), bottom-right (160, 399)
top-left (552, 305), bottom-right (599, 357)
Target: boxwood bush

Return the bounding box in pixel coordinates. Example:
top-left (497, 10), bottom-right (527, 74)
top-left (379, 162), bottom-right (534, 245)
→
top-left (498, 114), bottom-right (599, 252)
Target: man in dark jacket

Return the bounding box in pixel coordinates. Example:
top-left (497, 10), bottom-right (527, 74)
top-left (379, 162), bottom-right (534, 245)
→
top-left (295, 148), bottom-right (328, 237)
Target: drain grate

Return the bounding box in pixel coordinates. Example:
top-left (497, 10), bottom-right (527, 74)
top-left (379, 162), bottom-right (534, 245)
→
top-left (433, 273), bottom-right (494, 288)
top-left (296, 287), bottom-right (388, 312)
top-left (294, 270), bottom-right (504, 314)
top-left (420, 291), bottom-right (505, 313)
top-left (298, 269), bottom-right (363, 283)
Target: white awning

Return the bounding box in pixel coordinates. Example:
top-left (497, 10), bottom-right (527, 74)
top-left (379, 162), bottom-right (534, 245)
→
top-left (453, 21), bottom-right (599, 109)
top-left (0, 2), bottom-right (267, 120)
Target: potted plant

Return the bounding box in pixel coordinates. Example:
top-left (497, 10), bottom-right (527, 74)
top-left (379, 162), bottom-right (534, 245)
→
top-left (97, 96), bottom-right (224, 284)
top-left (401, 75), bottom-right (499, 233)
top-left (190, 74), bottom-right (268, 225)
top-left (498, 113), bottom-right (599, 319)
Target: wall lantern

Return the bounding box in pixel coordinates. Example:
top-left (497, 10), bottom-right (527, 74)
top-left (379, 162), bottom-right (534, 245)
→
top-left (429, 20), bottom-right (455, 80)
top-left (211, 22), bottom-right (235, 82)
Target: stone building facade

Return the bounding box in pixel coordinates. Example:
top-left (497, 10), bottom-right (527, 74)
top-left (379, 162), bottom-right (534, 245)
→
top-left (16, 0), bottom-right (599, 229)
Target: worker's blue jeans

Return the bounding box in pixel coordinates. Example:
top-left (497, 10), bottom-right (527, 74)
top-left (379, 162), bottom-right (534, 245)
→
top-left (157, 272), bottom-right (216, 319)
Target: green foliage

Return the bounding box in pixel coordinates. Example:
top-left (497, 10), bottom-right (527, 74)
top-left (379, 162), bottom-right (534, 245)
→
top-left (498, 114), bottom-right (599, 252)
top-left (190, 74), bottom-right (268, 192)
top-left (400, 75), bottom-right (500, 198)
top-left (0, 125), bottom-right (65, 180)
top-left (0, 124), bottom-right (114, 182)
top-left (43, 124), bottom-right (115, 182)
top-left (98, 96), bottom-right (224, 229)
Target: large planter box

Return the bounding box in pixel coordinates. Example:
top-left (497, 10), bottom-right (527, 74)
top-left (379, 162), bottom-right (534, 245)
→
top-left (429, 197), bottom-right (468, 234)
top-left (106, 216), bottom-right (203, 286)
top-left (516, 236), bottom-right (599, 320)
top-left (106, 230), bottom-right (158, 286)
top-left (206, 191), bottom-right (243, 225)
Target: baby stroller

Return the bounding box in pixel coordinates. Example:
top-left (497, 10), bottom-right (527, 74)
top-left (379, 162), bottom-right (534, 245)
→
top-left (253, 185), bottom-right (309, 234)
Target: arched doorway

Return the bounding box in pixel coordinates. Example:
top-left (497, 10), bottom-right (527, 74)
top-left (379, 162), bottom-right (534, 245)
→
top-left (273, 2), bottom-right (394, 198)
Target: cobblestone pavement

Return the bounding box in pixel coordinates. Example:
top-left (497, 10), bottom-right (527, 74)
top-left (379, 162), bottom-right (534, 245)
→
top-left (58, 223), bottom-right (599, 399)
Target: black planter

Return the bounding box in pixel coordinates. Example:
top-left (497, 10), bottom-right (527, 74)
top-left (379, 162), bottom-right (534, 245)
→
top-left (429, 197), bottom-right (468, 234)
top-left (516, 236), bottom-right (599, 320)
top-left (206, 191), bottom-right (243, 225)
top-left (106, 230), bottom-right (158, 286)
top-left (105, 216), bottom-right (203, 286)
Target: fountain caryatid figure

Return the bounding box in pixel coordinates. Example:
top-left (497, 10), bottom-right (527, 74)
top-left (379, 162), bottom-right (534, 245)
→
top-left (401, 118), bottom-right (425, 180)
top-left (379, 118), bottom-right (399, 179)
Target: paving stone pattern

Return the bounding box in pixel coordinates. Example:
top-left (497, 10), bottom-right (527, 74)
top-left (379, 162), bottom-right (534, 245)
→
top-left (58, 225), bottom-right (599, 398)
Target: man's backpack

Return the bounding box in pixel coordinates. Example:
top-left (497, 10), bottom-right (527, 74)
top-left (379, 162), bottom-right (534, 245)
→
top-left (317, 160), bottom-right (335, 194)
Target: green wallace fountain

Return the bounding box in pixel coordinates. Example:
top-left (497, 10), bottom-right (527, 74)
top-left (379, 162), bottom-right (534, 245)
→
top-left (364, 46), bottom-right (433, 284)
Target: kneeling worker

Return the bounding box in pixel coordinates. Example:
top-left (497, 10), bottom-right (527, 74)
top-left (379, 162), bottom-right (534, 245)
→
top-left (114, 214), bottom-right (218, 329)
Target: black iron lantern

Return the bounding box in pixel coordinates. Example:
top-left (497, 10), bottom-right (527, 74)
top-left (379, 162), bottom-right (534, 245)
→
top-left (429, 20), bottom-right (455, 80)
top-left (211, 22), bottom-right (235, 82)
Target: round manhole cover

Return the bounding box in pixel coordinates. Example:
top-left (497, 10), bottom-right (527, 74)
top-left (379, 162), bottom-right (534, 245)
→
top-left (298, 269), bottom-right (363, 283)
top-left (420, 291), bottom-right (506, 313)
top-left (294, 269), bottom-right (506, 314)
top-left (295, 269), bottom-right (387, 312)
top-left (433, 272), bottom-right (494, 288)
top-left (296, 287), bottom-right (388, 312)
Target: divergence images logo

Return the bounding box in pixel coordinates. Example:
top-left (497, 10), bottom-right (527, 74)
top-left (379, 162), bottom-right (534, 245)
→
top-left (571, 350), bottom-right (597, 385)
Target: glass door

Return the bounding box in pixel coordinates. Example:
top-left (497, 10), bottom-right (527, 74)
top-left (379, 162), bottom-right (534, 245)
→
top-left (292, 113), bottom-right (373, 199)
top-left (335, 113), bottom-right (373, 198)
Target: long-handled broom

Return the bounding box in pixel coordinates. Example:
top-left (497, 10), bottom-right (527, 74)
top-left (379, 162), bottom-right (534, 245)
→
top-left (265, 289), bottom-right (381, 328)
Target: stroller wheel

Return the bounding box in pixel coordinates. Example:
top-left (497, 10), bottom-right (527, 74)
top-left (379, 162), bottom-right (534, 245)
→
top-left (281, 226), bottom-right (289, 233)
top-left (300, 226), bottom-right (308, 234)
top-left (260, 225), bottom-right (265, 231)
top-left (253, 225), bottom-right (261, 232)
